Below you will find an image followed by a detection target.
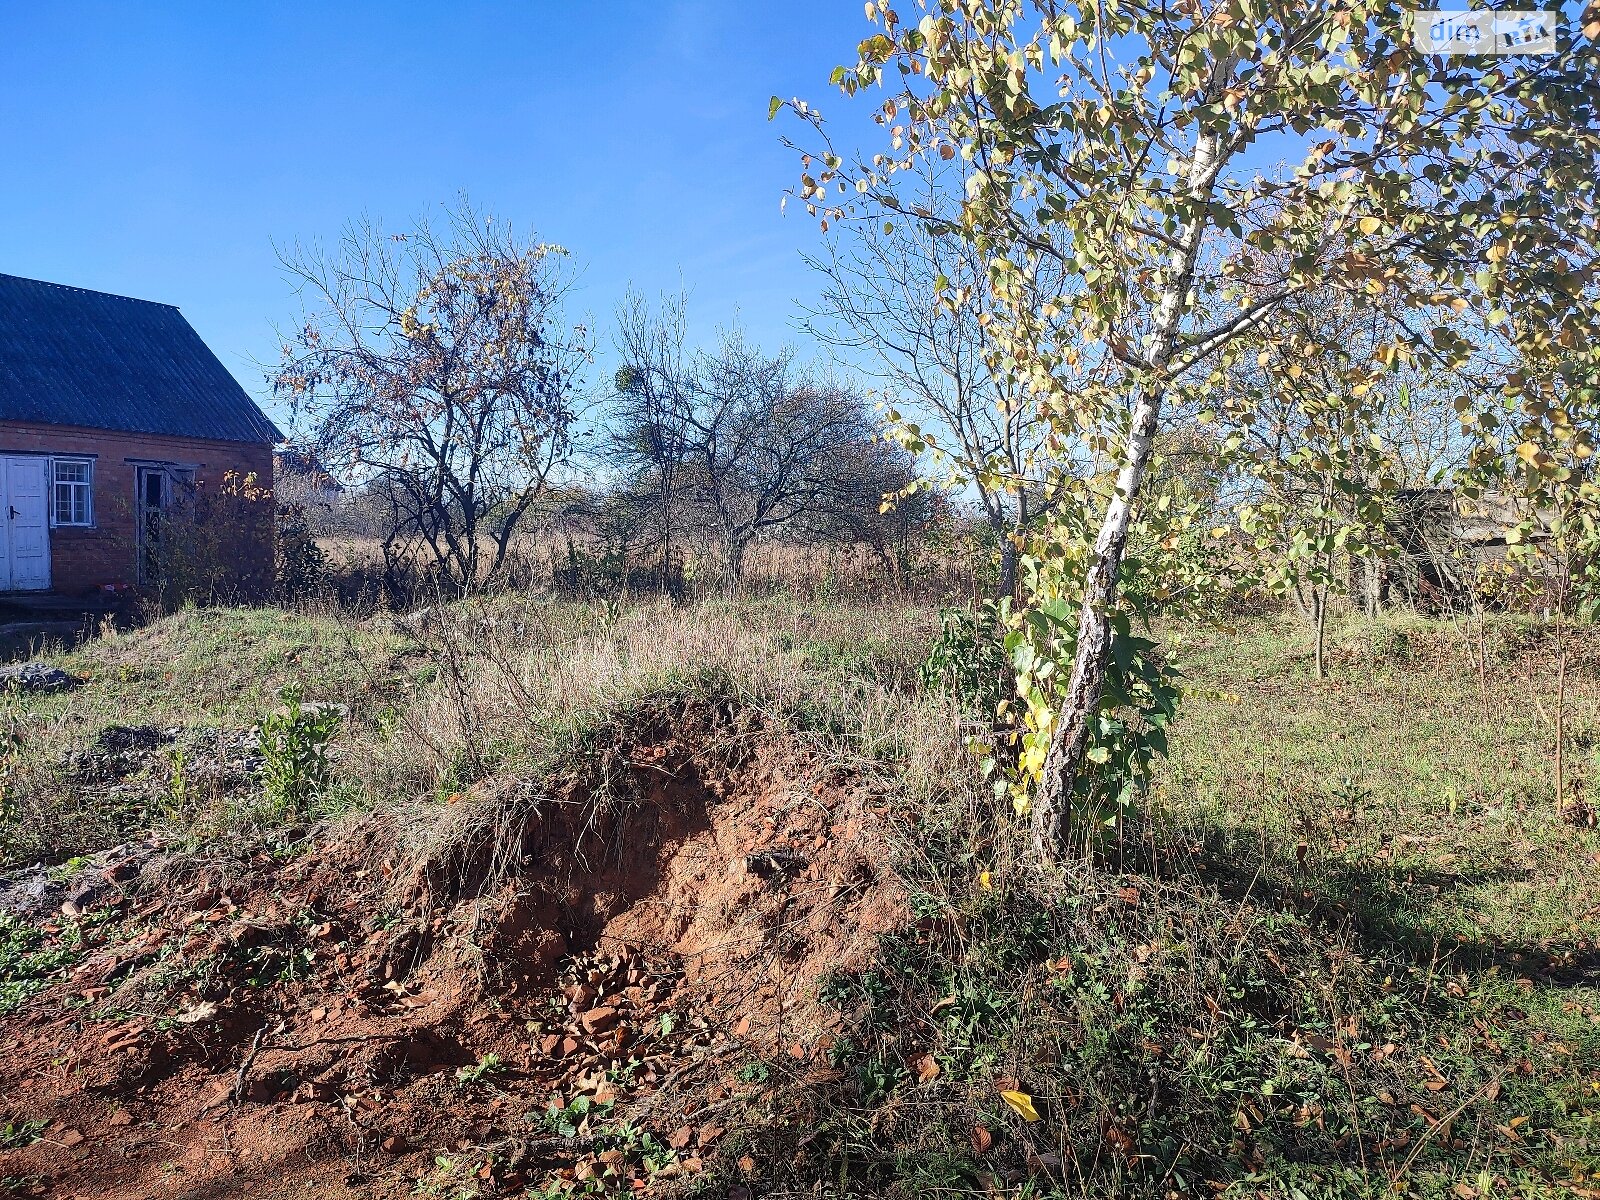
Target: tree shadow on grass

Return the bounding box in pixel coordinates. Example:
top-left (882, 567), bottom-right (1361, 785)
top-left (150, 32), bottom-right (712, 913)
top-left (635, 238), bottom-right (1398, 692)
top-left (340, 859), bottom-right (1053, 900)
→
top-left (1114, 818), bottom-right (1600, 986)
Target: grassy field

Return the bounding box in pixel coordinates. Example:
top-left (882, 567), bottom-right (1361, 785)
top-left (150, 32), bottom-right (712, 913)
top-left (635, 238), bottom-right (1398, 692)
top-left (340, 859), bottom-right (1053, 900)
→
top-left (1155, 615), bottom-right (1600, 1196)
top-left (1167, 616), bottom-right (1600, 954)
top-left (0, 598), bottom-right (1593, 1198)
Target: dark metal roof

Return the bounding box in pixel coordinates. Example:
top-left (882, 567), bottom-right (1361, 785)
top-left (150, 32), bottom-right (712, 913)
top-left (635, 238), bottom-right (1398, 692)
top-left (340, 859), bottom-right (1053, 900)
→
top-left (0, 272), bottom-right (282, 445)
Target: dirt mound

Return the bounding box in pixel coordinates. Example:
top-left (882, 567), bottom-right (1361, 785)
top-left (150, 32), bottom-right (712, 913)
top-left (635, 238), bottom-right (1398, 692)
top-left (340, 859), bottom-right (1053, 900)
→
top-left (0, 697), bottom-right (903, 1199)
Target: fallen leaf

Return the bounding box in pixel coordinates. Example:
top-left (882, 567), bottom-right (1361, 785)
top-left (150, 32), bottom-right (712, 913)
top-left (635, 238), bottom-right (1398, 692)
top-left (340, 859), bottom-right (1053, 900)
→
top-left (173, 1000), bottom-right (218, 1025)
top-left (1000, 1089), bottom-right (1040, 1122)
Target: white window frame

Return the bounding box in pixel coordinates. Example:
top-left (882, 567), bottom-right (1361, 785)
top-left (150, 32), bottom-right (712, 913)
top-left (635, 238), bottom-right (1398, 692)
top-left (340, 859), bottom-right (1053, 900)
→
top-left (50, 457), bottom-right (94, 528)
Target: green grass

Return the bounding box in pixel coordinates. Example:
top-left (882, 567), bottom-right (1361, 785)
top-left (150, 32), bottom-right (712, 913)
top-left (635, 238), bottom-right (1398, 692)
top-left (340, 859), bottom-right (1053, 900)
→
top-left (1162, 614), bottom-right (1600, 954)
top-left (1149, 613), bottom-right (1600, 1196)
top-left (699, 608), bottom-right (1599, 1199)
top-left (0, 604), bottom-right (415, 866)
top-left (65, 603), bottom-right (416, 722)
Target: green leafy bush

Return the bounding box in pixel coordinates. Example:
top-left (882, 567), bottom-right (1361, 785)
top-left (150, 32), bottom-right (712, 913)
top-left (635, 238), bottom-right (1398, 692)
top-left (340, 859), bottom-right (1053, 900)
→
top-left (275, 501), bottom-right (328, 599)
top-left (919, 601), bottom-right (1010, 715)
top-left (257, 682), bottom-right (342, 816)
top-left (1004, 599), bottom-right (1181, 828)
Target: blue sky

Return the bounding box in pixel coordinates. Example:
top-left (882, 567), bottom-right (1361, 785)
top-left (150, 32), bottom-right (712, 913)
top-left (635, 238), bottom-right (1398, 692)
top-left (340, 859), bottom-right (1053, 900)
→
top-left (0, 2), bottom-right (876, 429)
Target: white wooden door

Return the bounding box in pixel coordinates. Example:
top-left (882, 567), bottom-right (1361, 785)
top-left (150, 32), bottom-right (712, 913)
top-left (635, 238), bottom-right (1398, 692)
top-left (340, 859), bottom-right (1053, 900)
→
top-left (2, 458), bottom-right (51, 591)
top-left (0, 463), bottom-right (10, 592)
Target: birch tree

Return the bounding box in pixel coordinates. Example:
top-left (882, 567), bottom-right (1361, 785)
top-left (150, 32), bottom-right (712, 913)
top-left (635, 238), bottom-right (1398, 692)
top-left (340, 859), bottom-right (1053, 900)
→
top-left (782, 0), bottom-right (1600, 855)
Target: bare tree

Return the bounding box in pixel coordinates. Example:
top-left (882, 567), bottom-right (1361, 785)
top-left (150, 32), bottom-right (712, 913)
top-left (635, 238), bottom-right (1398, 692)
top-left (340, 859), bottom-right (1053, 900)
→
top-left (610, 291), bottom-right (696, 593)
top-left (779, 423), bottom-right (929, 575)
top-left (609, 298), bottom-right (896, 594)
top-left (270, 199), bottom-right (590, 598)
top-left (803, 178), bottom-right (1066, 598)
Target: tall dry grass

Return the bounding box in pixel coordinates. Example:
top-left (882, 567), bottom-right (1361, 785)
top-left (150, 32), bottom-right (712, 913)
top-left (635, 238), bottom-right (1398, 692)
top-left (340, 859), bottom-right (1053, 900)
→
top-left (338, 595), bottom-right (967, 815)
top-left (307, 529), bottom-right (986, 610)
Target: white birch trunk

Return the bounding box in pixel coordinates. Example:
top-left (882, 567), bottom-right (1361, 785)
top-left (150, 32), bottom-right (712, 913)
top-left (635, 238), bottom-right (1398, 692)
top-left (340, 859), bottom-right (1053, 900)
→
top-left (1031, 120), bottom-right (1228, 857)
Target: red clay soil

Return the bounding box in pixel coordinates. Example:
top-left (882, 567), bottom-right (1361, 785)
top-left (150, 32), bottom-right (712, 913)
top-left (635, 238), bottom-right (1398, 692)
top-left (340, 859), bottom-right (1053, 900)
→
top-left (0, 702), bottom-right (904, 1199)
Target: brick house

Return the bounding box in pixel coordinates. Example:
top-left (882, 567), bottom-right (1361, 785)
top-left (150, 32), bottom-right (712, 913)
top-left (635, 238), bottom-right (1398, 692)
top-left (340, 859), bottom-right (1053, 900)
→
top-left (0, 272), bottom-right (282, 599)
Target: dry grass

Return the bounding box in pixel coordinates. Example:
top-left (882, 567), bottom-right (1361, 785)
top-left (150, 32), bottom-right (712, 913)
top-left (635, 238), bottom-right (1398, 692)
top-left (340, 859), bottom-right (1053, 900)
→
top-left (308, 530), bottom-right (983, 607)
top-left (340, 594), bottom-right (954, 813)
top-left (0, 595), bottom-right (960, 871)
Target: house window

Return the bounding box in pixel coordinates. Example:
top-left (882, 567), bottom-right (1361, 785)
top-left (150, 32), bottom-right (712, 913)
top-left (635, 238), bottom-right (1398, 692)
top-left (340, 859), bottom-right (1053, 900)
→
top-left (51, 458), bottom-right (93, 527)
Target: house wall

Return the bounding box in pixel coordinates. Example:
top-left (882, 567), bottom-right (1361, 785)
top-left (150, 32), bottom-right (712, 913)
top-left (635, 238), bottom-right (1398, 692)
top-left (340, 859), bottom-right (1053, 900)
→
top-left (0, 421), bottom-right (275, 598)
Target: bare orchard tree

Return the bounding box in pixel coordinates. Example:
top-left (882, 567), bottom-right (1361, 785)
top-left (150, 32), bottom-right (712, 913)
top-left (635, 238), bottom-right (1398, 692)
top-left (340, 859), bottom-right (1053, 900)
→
top-left (610, 290), bottom-right (695, 592)
top-left (609, 298), bottom-right (895, 594)
top-left (802, 176), bottom-right (1067, 599)
top-left (780, 421), bottom-right (930, 574)
top-left (270, 199), bottom-right (590, 598)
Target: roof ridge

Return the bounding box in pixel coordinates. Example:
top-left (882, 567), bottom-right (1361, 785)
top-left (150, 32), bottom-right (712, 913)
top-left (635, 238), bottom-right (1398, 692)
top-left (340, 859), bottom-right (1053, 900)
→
top-left (0, 272), bottom-right (179, 310)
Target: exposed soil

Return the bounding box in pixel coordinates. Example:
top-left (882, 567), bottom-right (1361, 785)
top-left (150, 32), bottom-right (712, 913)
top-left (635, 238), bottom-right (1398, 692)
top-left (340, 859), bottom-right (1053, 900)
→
top-left (0, 698), bottom-right (903, 1198)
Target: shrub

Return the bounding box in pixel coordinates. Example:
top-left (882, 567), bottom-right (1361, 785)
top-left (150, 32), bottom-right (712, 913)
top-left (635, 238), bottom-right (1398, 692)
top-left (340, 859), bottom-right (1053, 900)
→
top-left (144, 470), bottom-right (276, 610)
top-left (257, 683), bottom-right (342, 817)
top-left (275, 500), bottom-right (328, 600)
top-left (919, 601), bottom-right (1010, 716)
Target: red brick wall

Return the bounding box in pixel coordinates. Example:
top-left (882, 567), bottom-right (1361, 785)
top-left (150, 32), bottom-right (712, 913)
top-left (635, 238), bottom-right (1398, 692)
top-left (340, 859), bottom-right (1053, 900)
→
top-left (0, 421), bottom-right (275, 598)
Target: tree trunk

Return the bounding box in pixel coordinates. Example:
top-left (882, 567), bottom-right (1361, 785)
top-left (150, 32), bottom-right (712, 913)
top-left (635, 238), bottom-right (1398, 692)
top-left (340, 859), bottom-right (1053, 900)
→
top-left (1554, 568), bottom-right (1569, 815)
top-left (1029, 116), bottom-right (1225, 858)
top-left (1555, 628), bottom-right (1568, 813)
top-left (1032, 385), bottom-right (1163, 853)
top-left (1313, 586), bottom-right (1328, 681)
top-left (998, 535), bottom-right (1019, 603)
top-left (724, 536), bottom-right (747, 598)
top-left (660, 513), bottom-right (673, 596)
top-left (659, 475), bottom-right (677, 599)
